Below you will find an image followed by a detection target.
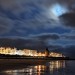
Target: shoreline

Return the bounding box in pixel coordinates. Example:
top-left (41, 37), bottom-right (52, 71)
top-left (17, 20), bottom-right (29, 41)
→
top-left (0, 57), bottom-right (74, 64)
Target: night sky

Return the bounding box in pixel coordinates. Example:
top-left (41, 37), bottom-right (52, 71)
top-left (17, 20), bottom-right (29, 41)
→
top-left (0, 0), bottom-right (75, 57)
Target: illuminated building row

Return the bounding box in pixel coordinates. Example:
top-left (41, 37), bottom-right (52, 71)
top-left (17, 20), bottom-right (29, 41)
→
top-left (0, 47), bottom-right (65, 57)
top-left (49, 52), bottom-right (65, 57)
top-left (0, 47), bottom-right (38, 56)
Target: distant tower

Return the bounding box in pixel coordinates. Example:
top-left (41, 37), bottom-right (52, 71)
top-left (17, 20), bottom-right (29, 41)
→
top-left (45, 48), bottom-right (49, 57)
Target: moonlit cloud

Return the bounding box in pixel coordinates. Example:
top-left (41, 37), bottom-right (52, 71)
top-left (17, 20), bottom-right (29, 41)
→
top-left (0, 0), bottom-right (72, 35)
top-left (50, 4), bottom-right (68, 17)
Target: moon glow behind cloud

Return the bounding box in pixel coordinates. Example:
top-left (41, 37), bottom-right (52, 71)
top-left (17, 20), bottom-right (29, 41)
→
top-left (50, 4), bottom-right (68, 17)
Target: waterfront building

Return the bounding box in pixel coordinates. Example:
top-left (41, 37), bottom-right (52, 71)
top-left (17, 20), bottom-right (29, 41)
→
top-left (0, 47), bottom-right (65, 57)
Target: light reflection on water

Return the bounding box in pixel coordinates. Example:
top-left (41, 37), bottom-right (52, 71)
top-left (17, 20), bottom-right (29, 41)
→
top-left (1, 60), bottom-right (66, 75)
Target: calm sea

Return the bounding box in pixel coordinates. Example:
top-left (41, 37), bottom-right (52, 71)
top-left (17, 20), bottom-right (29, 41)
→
top-left (0, 60), bottom-right (75, 75)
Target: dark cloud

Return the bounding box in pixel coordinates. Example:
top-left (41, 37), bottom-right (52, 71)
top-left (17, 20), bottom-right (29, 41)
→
top-left (48, 45), bottom-right (63, 52)
top-left (30, 33), bottom-right (60, 40)
top-left (61, 45), bottom-right (75, 58)
top-left (0, 16), bottom-right (13, 34)
top-left (0, 37), bottom-right (75, 57)
top-left (64, 35), bottom-right (75, 39)
top-left (60, 12), bottom-right (75, 28)
top-left (0, 38), bottom-right (45, 50)
top-left (0, 0), bottom-right (59, 35)
top-left (61, 31), bottom-right (75, 40)
top-left (0, 0), bottom-right (74, 37)
top-left (0, 33), bottom-right (60, 49)
top-left (0, 0), bottom-right (73, 35)
top-left (48, 45), bottom-right (75, 58)
top-left (0, 33), bottom-right (60, 51)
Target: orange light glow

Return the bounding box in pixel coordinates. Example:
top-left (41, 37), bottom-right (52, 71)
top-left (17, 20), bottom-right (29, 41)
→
top-left (0, 47), bottom-right (65, 57)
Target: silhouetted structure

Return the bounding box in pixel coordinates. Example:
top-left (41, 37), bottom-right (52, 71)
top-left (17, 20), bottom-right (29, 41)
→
top-left (45, 48), bottom-right (49, 57)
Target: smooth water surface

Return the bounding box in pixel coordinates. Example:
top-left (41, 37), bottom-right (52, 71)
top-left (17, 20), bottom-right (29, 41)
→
top-left (0, 60), bottom-right (75, 75)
